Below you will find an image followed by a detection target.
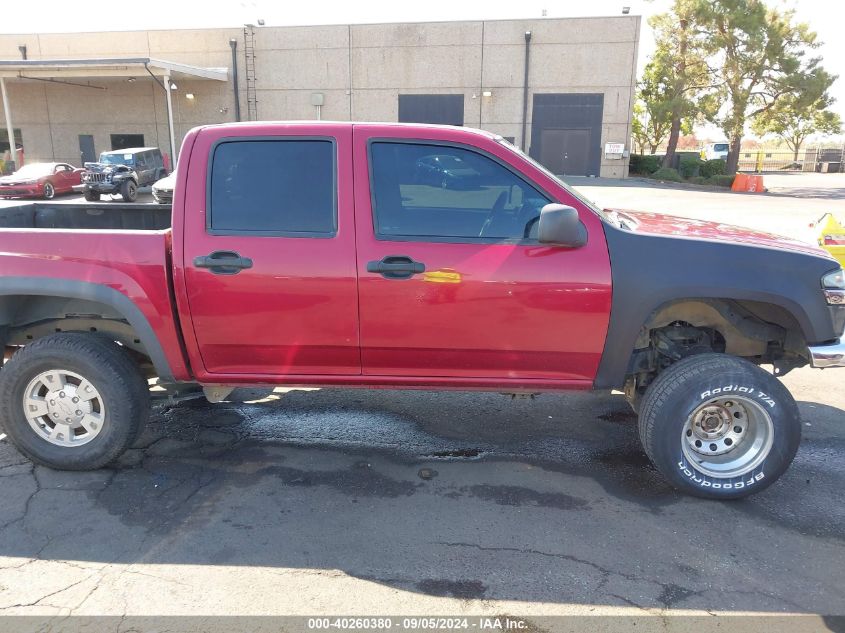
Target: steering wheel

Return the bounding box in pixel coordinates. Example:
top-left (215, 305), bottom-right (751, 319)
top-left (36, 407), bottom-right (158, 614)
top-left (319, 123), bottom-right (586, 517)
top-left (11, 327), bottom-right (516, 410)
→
top-left (522, 214), bottom-right (540, 239)
top-left (479, 191), bottom-right (508, 237)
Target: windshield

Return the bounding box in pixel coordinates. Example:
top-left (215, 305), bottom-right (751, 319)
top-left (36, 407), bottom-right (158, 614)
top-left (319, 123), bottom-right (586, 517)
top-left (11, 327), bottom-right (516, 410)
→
top-left (714, 144), bottom-right (729, 152)
top-left (494, 137), bottom-right (608, 219)
top-left (99, 153), bottom-right (134, 166)
top-left (13, 164), bottom-right (53, 178)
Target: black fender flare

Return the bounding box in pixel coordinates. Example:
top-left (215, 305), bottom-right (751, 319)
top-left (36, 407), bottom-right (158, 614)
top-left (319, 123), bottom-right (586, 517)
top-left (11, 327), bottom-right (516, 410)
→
top-left (0, 277), bottom-right (174, 381)
top-left (594, 224), bottom-right (839, 390)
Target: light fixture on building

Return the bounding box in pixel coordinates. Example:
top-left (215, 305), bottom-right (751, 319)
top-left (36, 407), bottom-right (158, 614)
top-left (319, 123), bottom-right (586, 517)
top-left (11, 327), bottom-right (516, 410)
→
top-left (482, 90), bottom-right (493, 98)
top-left (186, 93), bottom-right (195, 100)
top-left (169, 82), bottom-right (178, 90)
top-left (622, 6), bottom-right (630, 13)
top-left (127, 77), bottom-right (136, 82)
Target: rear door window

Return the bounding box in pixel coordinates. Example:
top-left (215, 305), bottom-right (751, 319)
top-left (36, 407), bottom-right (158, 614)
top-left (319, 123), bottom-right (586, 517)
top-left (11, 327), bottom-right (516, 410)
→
top-left (209, 139), bottom-right (336, 236)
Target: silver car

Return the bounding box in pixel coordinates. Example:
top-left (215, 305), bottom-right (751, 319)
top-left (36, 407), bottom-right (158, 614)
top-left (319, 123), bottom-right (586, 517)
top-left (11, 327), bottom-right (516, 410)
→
top-left (151, 172), bottom-right (176, 204)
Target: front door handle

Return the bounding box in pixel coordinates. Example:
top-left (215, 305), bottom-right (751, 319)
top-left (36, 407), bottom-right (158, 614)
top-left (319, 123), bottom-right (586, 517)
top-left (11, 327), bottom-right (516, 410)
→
top-left (367, 255), bottom-right (425, 280)
top-left (194, 250), bottom-right (253, 275)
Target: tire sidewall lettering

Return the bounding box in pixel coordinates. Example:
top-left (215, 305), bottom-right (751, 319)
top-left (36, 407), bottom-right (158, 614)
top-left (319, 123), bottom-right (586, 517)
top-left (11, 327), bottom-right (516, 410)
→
top-left (698, 385), bottom-right (776, 409)
top-left (676, 459), bottom-right (766, 489)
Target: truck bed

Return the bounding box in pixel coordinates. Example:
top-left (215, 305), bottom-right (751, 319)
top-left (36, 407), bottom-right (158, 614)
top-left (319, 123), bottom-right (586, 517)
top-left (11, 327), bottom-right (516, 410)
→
top-left (0, 202), bottom-right (171, 230)
top-left (0, 222), bottom-right (190, 380)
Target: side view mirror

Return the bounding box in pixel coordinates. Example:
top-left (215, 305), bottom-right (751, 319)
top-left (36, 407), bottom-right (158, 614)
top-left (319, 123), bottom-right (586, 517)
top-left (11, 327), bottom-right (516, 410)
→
top-left (537, 203), bottom-right (587, 248)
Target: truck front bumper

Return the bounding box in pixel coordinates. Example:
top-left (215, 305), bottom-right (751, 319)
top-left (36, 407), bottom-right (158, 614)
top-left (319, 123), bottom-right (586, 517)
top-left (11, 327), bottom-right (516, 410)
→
top-left (809, 327), bottom-right (845, 368)
top-left (84, 183), bottom-right (120, 194)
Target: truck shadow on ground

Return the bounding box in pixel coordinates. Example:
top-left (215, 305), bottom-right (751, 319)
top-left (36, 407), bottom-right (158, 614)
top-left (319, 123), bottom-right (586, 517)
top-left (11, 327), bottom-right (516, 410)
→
top-left (1, 389), bottom-right (843, 612)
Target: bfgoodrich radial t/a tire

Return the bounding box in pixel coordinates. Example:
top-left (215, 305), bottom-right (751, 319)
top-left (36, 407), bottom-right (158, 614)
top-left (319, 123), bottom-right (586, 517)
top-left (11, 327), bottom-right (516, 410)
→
top-left (638, 353), bottom-right (801, 499)
top-left (0, 333), bottom-right (149, 470)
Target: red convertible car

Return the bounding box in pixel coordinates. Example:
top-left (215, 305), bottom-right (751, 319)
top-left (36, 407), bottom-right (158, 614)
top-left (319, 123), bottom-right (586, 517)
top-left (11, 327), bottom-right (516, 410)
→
top-left (0, 162), bottom-right (84, 199)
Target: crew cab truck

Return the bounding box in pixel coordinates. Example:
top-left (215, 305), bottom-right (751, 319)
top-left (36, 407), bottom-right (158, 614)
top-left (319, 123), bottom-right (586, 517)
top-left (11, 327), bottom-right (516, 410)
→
top-left (0, 122), bottom-right (843, 500)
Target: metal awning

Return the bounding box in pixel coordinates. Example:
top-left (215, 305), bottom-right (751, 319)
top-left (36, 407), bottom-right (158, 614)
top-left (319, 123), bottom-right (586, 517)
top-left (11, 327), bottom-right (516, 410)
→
top-left (0, 57), bottom-right (228, 81)
top-left (0, 58), bottom-right (228, 167)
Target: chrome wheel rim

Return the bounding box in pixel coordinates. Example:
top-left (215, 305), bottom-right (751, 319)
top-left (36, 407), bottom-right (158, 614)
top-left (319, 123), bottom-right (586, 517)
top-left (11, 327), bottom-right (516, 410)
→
top-left (22, 370), bottom-right (106, 447)
top-left (681, 395), bottom-right (774, 478)
top-left (43, 183), bottom-right (54, 199)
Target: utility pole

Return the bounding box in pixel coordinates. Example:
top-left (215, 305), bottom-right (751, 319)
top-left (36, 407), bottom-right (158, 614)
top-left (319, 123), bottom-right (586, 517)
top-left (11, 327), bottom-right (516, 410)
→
top-left (0, 77), bottom-right (16, 172)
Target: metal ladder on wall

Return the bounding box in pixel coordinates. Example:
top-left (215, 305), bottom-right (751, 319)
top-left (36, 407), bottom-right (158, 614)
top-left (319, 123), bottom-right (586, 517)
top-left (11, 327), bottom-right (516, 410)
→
top-left (243, 25), bottom-right (258, 121)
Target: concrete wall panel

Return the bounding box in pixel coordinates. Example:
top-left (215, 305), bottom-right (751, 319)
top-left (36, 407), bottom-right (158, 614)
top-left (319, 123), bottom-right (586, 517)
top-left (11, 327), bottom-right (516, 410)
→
top-left (482, 43), bottom-right (636, 88)
top-left (259, 49), bottom-right (350, 89)
top-left (257, 89), bottom-right (351, 121)
top-left (260, 25), bottom-right (350, 50)
top-left (351, 46), bottom-right (481, 90)
top-left (351, 22), bottom-right (482, 48)
top-left (36, 32), bottom-right (151, 59)
top-left (483, 17), bottom-right (639, 46)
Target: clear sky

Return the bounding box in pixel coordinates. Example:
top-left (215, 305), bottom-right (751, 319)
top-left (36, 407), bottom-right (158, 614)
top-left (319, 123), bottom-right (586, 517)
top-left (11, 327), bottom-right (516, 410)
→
top-left (4, 0), bottom-right (843, 137)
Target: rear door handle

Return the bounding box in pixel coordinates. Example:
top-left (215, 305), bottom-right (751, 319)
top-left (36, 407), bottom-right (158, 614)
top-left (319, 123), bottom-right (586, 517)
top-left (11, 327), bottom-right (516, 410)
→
top-left (366, 255), bottom-right (425, 280)
top-left (194, 250), bottom-right (253, 275)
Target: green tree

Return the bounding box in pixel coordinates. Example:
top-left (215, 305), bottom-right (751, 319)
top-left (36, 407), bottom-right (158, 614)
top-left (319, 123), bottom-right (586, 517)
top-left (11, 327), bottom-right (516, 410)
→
top-left (631, 95), bottom-right (672, 154)
top-left (649, 0), bottom-right (714, 167)
top-left (631, 102), bottom-right (650, 155)
top-left (752, 94), bottom-right (842, 160)
top-left (632, 61), bottom-right (692, 155)
top-left (695, 0), bottom-right (836, 173)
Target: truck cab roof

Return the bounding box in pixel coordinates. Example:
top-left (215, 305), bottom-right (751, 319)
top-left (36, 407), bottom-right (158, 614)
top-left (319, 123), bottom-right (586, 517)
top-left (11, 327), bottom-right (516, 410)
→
top-left (190, 120), bottom-right (500, 139)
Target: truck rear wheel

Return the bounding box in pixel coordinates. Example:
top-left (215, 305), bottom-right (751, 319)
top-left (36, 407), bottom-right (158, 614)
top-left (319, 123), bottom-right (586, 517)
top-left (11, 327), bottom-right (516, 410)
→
top-left (638, 353), bottom-right (800, 499)
top-left (120, 180), bottom-right (138, 202)
top-left (0, 333), bottom-right (149, 470)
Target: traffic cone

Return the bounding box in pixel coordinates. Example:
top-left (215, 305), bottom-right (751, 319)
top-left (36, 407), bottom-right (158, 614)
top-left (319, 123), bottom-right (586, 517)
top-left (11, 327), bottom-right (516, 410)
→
top-left (731, 173), bottom-right (748, 191)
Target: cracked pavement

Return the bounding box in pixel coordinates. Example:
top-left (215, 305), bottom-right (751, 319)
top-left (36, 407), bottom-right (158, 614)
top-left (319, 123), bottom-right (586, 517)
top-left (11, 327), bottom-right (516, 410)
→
top-left (0, 365), bottom-right (843, 621)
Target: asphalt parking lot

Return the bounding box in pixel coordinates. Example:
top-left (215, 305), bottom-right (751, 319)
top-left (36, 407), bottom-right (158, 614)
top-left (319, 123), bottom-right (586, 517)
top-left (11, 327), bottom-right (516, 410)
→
top-left (1, 368), bottom-right (844, 623)
top-left (0, 173), bottom-right (844, 626)
top-left (567, 172), bottom-right (845, 243)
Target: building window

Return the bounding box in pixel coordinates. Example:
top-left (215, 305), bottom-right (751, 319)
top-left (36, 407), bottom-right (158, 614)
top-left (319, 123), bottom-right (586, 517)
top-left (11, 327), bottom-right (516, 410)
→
top-left (110, 134), bottom-right (145, 150)
top-left (398, 94), bottom-right (465, 126)
top-left (370, 141), bottom-right (550, 242)
top-left (209, 139), bottom-right (336, 235)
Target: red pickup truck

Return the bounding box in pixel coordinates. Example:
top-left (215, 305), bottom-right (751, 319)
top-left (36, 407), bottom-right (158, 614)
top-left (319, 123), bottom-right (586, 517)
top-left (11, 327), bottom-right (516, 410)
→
top-left (0, 122), bottom-right (843, 499)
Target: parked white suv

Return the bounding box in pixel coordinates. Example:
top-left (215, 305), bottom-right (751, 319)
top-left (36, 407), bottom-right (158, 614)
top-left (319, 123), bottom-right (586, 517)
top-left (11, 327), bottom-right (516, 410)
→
top-left (700, 142), bottom-right (729, 161)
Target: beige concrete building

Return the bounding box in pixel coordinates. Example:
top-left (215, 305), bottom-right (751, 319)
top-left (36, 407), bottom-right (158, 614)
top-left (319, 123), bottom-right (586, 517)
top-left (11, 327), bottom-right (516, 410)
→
top-left (0, 16), bottom-right (640, 177)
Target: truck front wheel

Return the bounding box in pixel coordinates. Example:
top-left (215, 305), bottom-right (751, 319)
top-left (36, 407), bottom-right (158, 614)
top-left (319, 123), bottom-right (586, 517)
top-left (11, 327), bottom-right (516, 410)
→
top-left (83, 190), bottom-right (100, 202)
top-left (120, 180), bottom-right (138, 202)
top-left (0, 333), bottom-right (149, 470)
top-left (638, 353), bottom-right (800, 499)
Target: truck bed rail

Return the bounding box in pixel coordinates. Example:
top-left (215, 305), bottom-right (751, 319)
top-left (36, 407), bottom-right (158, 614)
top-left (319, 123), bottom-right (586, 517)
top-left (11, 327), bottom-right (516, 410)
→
top-left (0, 202), bottom-right (171, 231)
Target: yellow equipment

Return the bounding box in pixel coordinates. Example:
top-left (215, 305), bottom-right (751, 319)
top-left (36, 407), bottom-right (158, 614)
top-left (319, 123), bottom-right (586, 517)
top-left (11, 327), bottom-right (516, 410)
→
top-left (812, 213), bottom-right (845, 267)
